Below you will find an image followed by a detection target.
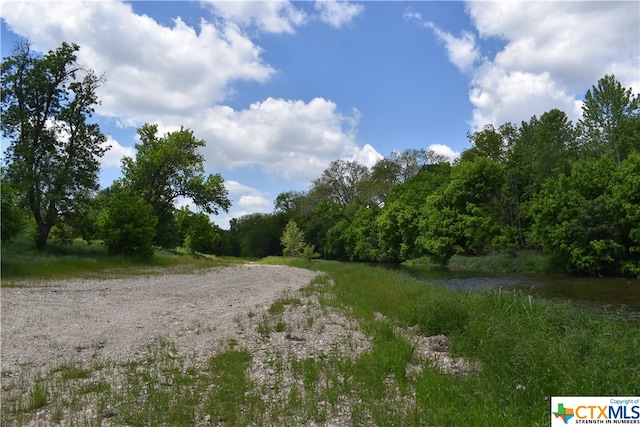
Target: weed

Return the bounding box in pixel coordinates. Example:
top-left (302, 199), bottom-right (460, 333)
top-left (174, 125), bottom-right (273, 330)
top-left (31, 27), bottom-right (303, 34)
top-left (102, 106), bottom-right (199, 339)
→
top-left (26, 383), bottom-right (48, 411)
top-left (268, 296), bottom-right (302, 314)
top-left (275, 320), bottom-right (287, 332)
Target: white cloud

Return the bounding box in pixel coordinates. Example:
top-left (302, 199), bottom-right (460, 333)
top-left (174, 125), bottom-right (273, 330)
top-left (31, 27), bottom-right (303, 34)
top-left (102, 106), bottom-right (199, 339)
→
top-left (427, 144), bottom-right (460, 163)
top-left (429, 25), bottom-right (480, 74)
top-left (462, 1), bottom-right (639, 129)
top-left (404, 9), bottom-right (480, 73)
top-left (203, 1), bottom-right (307, 34)
top-left (349, 144), bottom-right (383, 168)
top-left (195, 97), bottom-right (374, 184)
top-left (468, 2), bottom-right (639, 88)
top-left (1, 0), bottom-right (274, 126)
top-left (314, 0), bottom-right (364, 29)
top-left (237, 194), bottom-right (272, 213)
top-left (411, 2), bottom-right (639, 130)
top-left (469, 66), bottom-right (580, 130)
top-left (225, 180), bottom-right (263, 196)
top-left (100, 136), bottom-right (135, 168)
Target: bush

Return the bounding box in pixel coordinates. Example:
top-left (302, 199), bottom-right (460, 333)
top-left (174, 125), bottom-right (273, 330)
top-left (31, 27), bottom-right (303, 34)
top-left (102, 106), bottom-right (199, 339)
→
top-left (1, 178), bottom-right (24, 242)
top-left (98, 187), bottom-right (157, 260)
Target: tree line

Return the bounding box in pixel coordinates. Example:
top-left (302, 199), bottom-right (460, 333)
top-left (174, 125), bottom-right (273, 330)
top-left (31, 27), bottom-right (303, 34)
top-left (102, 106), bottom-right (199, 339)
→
top-left (229, 75), bottom-right (639, 277)
top-left (2, 41), bottom-right (639, 276)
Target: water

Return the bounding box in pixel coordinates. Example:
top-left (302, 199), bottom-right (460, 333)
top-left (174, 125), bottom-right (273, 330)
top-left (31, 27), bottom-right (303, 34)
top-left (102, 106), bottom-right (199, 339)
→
top-left (398, 265), bottom-right (640, 319)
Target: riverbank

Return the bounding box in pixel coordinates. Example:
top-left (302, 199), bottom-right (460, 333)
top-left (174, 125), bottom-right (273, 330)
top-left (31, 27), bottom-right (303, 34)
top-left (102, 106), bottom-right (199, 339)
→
top-left (405, 250), bottom-right (560, 274)
top-left (2, 258), bottom-right (638, 425)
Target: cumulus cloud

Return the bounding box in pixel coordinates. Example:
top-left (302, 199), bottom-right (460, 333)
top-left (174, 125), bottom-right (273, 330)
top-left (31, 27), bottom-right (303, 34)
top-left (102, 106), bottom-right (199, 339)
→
top-left (314, 0), bottom-right (364, 28)
top-left (405, 11), bottom-right (480, 74)
top-left (203, 1), bottom-right (307, 34)
top-left (427, 144), bottom-right (460, 163)
top-left (1, 0), bottom-right (274, 126)
top-left (468, 1), bottom-right (639, 129)
top-left (1, 1), bottom-right (377, 186)
top-left (350, 144), bottom-right (383, 168)
top-left (429, 26), bottom-right (480, 74)
top-left (195, 97), bottom-right (372, 184)
top-left (100, 136), bottom-right (135, 168)
top-left (410, 2), bottom-right (639, 130)
top-left (211, 180), bottom-right (273, 228)
top-left (236, 194), bottom-right (272, 213)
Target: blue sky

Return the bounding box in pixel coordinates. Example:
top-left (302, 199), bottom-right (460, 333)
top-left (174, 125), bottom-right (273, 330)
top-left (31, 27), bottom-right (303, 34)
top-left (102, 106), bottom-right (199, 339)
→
top-left (2, 1), bottom-right (638, 228)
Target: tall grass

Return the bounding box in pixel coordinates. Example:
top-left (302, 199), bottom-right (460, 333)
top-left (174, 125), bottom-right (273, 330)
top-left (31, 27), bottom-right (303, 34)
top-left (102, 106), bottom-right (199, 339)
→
top-left (265, 258), bottom-right (640, 425)
top-left (1, 236), bottom-right (241, 283)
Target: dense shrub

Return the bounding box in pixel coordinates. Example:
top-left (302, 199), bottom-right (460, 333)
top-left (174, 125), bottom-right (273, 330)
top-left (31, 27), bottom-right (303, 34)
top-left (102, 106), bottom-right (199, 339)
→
top-left (98, 187), bottom-right (157, 260)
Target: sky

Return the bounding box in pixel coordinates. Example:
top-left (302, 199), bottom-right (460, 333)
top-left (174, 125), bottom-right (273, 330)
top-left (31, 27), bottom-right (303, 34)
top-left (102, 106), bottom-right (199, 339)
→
top-left (1, 1), bottom-right (639, 228)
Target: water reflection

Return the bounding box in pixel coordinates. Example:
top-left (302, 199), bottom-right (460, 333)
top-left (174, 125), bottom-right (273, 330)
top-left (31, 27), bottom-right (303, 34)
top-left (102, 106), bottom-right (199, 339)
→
top-left (398, 265), bottom-right (640, 318)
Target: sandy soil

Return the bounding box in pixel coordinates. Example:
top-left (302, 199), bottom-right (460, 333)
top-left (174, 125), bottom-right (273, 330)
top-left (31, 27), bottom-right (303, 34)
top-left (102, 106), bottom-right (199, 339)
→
top-left (1, 264), bottom-right (318, 376)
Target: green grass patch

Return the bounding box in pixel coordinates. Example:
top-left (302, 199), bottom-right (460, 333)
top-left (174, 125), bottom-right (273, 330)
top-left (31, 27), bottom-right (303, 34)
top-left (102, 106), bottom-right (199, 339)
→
top-left (1, 236), bottom-right (244, 283)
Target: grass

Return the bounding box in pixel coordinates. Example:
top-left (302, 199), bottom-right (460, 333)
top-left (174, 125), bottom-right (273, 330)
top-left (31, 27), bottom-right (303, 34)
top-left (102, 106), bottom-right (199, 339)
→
top-left (1, 235), bottom-right (244, 284)
top-left (3, 252), bottom-right (639, 426)
top-left (263, 258), bottom-right (640, 425)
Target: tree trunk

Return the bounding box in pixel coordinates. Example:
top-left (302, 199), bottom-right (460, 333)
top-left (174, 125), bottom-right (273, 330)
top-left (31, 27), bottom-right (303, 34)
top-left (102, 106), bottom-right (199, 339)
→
top-left (35, 223), bottom-right (53, 250)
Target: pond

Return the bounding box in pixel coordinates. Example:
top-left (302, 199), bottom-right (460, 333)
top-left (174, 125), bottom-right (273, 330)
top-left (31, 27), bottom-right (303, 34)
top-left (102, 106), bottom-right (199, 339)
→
top-left (398, 265), bottom-right (640, 320)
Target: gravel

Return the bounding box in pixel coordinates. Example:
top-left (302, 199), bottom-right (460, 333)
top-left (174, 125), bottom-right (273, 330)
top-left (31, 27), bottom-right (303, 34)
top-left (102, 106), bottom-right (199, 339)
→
top-left (1, 264), bottom-right (318, 377)
top-left (1, 263), bottom-right (472, 425)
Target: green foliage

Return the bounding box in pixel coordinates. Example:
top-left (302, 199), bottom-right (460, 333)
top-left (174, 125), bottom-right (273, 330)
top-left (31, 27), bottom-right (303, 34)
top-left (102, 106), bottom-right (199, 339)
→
top-left (377, 163), bottom-right (452, 261)
top-left (418, 157), bottom-right (505, 264)
top-left (301, 244), bottom-right (320, 262)
top-left (229, 212), bottom-right (285, 258)
top-left (342, 205), bottom-right (385, 262)
top-left (121, 124), bottom-right (230, 248)
top-left (1, 41), bottom-right (107, 249)
top-left (529, 153), bottom-right (640, 276)
top-left (280, 220), bottom-right (307, 257)
top-left (98, 186), bottom-right (157, 260)
top-left (609, 152), bottom-right (640, 275)
top-left (579, 74), bottom-right (639, 164)
top-left (258, 75), bottom-right (637, 276)
top-left (176, 207), bottom-right (221, 254)
top-left (1, 177), bottom-right (24, 242)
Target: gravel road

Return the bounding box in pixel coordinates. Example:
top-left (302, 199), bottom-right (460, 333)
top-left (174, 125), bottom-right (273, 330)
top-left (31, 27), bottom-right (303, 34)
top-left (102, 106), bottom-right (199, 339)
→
top-left (1, 264), bottom-right (318, 376)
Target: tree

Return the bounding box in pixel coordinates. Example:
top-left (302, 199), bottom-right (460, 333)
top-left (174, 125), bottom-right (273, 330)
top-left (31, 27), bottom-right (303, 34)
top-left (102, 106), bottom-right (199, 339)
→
top-left (464, 124), bottom-right (506, 162)
top-left (1, 41), bottom-right (107, 249)
top-left (578, 74), bottom-right (639, 165)
top-left (376, 163), bottom-right (452, 261)
top-left (98, 185), bottom-right (157, 260)
top-left (280, 220), bottom-right (307, 257)
top-left (176, 207), bottom-right (222, 254)
top-left (311, 159), bottom-right (371, 208)
top-left (1, 177), bottom-right (24, 242)
top-left (229, 213), bottom-right (284, 258)
top-left (417, 157), bottom-right (505, 264)
top-left (529, 157), bottom-right (625, 276)
top-left (121, 124), bottom-right (231, 247)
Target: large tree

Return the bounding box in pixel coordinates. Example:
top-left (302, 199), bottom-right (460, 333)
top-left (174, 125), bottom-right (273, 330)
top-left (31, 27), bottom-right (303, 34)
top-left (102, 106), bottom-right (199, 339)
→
top-left (578, 74), bottom-right (639, 165)
top-left (1, 41), bottom-right (107, 249)
top-left (120, 123), bottom-right (231, 247)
